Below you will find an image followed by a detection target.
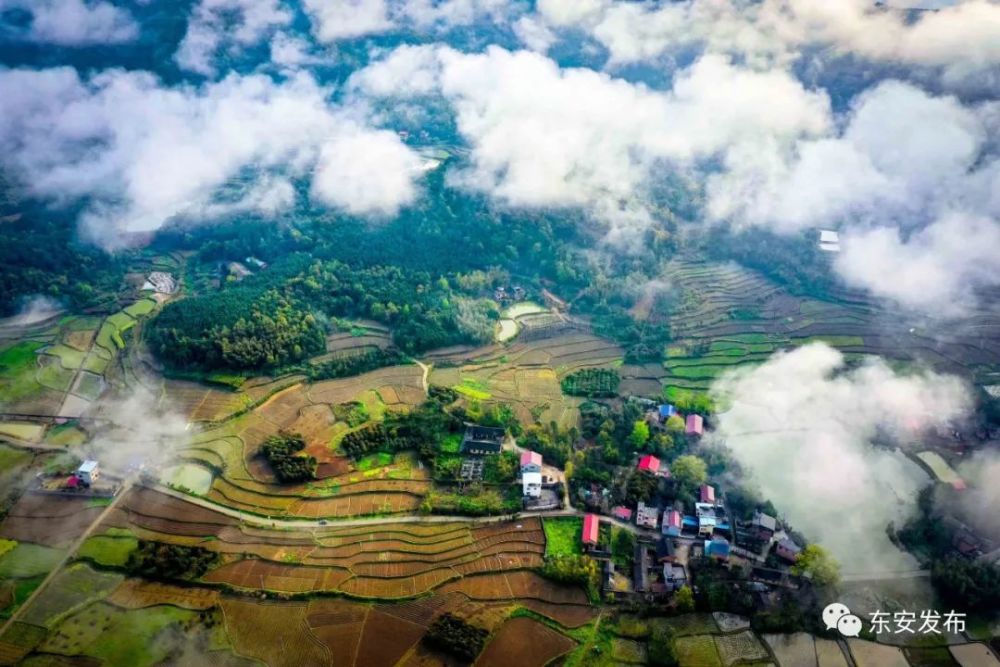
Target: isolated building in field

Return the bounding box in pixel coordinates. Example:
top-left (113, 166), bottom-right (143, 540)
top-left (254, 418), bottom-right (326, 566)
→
top-left (520, 450), bottom-right (542, 473)
top-left (76, 460), bottom-right (100, 486)
top-left (582, 513), bottom-right (600, 548)
top-left (636, 502), bottom-right (659, 530)
top-left (461, 423), bottom-right (505, 455)
top-left (522, 471), bottom-right (542, 498)
top-left (141, 271), bottom-right (177, 294)
top-left (686, 414), bottom-right (704, 437)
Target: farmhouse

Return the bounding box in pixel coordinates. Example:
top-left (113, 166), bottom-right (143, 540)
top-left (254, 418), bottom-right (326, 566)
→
top-left (637, 454), bottom-right (668, 477)
top-left (705, 537), bottom-right (731, 561)
top-left (698, 514), bottom-right (717, 538)
top-left (522, 471), bottom-right (542, 498)
top-left (752, 511), bottom-right (777, 541)
top-left (141, 271), bottom-right (177, 294)
top-left (686, 414), bottom-right (704, 437)
top-left (664, 563), bottom-right (687, 592)
top-left (612, 506), bottom-right (633, 522)
top-left (461, 423), bottom-right (505, 455)
top-left (76, 459), bottom-right (100, 486)
top-left (636, 502), bottom-right (659, 530)
top-left (582, 513), bottom-right (600, 548)
top-left (656, 537), bottom-right (676, 564)
top-left (776, 538), bottom-right (802, 563)
top-left (699, 484), bottom-right (717, 505)
top-left (662, 509), bottom-right (683, 537)
top-left (520, 450), bottom-right (542, 473)
top-left (658, 404), bottom-right (677, 421)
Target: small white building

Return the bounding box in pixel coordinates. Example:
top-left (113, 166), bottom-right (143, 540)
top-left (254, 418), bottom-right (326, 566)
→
top-left (76, 460), bottom-right (100, 486)
top-left (818, 230), bottom-right (841, 253)
top-left (522, 471), bottom-right (542, 498)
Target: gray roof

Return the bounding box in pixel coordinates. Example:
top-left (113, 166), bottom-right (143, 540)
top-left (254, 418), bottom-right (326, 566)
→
top-left (754, 512), bottom-right (777, 531)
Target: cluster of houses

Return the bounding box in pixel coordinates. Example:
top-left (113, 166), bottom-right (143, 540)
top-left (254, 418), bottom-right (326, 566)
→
top-left (493, 285), bottom-right (526, 304)
top-left (457, 423), bottom-right (562, 510)
top-left (644, 403), bottom-right (705, 438)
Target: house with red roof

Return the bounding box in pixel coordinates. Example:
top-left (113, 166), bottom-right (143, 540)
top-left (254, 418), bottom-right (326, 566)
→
top-left (637, 454), bottom-right (669, 477)
top-left (612, 506), bottom-right (633, 522)
top-left (582, 513), bottom-right (600, 548)
top-left (685, 414), bottom-right (704, 437)
top-left (520, 450), bottom-right (542, 474)
top-left (699, 484), bottom-right (716, 505)
top-left (662, 510), bottom-right (683, 537)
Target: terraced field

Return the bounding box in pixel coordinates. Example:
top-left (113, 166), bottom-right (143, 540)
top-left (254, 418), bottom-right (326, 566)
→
top-left (164, 364), bottom-right (430, 519)
top-left (0, 297), bottom-right (161, 433)
top-left (100, 488), bottom-right (548, 600)
top-left (656, 260), bottom-right (1000, 395)
top-left (427, 331), bottom-right (623, 428)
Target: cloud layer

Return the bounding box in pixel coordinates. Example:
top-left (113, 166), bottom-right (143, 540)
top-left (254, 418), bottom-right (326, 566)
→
top-left (0, 0), bottom-right (139, 45)
top-left (0, 67), bottom-right (422, 244)
top-left (710, 343), bottom-right (971, 573)
top-left (531, 0), bottom-right (1000, 90)
top-left (353, 46), bottom-right (830, 248)
top-left (175, 0), bottom-right (293, 76)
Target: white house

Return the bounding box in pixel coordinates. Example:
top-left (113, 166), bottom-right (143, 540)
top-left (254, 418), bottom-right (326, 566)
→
top-left (76, 460), bottom-right (100, 486)
top-left (522, 471), bottom-right (542, 498)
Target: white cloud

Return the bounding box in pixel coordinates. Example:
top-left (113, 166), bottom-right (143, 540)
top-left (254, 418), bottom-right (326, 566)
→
top-left (0, 67), bottom-right (422, 245)
top-left (302, 0), bottom-right (392, 41)
top-left (303, 0), bottom-right (523, 42)
top-left (835, 214), bottom-right (1000, 315)
top-left (311, 126), bottom-right (422, 215)
top-left (0, 0), bottom-right (138, 45)
top-left (512, 15), bottom-right (556, 52)
top-left (356, 46), bottom-right (829, 249)
top-left (711, 343), bottom-right (971, 573)
top-left (706, 80), bottom-right (1000, 313)
top-left (530, 0), bottom-right (1000, 89)
top-left (175, 0), bottom-right (293, 76)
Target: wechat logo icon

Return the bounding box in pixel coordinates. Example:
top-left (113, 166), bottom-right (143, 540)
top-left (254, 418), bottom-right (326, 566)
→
top-left (823, 603), bottom-right (863, 638)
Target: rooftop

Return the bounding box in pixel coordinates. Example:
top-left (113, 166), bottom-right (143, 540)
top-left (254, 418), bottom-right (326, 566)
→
top-left (520, 450), bottom-right (542, 467)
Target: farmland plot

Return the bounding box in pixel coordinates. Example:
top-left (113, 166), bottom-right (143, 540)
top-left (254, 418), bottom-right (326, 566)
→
top-left (477, 616), bottom-right (576, 667)
top-left (764, 633), bottom-right (818, 667)
top-left (715, 631), bottom-right (769, 666)
top-left (848, 639), bottom-right (910, 667)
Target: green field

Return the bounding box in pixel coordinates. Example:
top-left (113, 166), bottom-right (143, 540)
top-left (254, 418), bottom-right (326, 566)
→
top-left (0, 544), bottom-right (65, 579)
top-left (0, 444), bottom-right (32, 472)
top-left (20, 563), bottom-right (123, 628)
top-left (543, 517), bottom-right (582, 557)
top-left (78, 533), bottom-right (139, 568)
top-left (44, 344), bottom-right (86, 369)
top-left (40, 601), bottom-right (197, 666)
top-left (0, 341), bottom-right (44, 401)
top-left (123, 298), bottom-right (157, 318)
